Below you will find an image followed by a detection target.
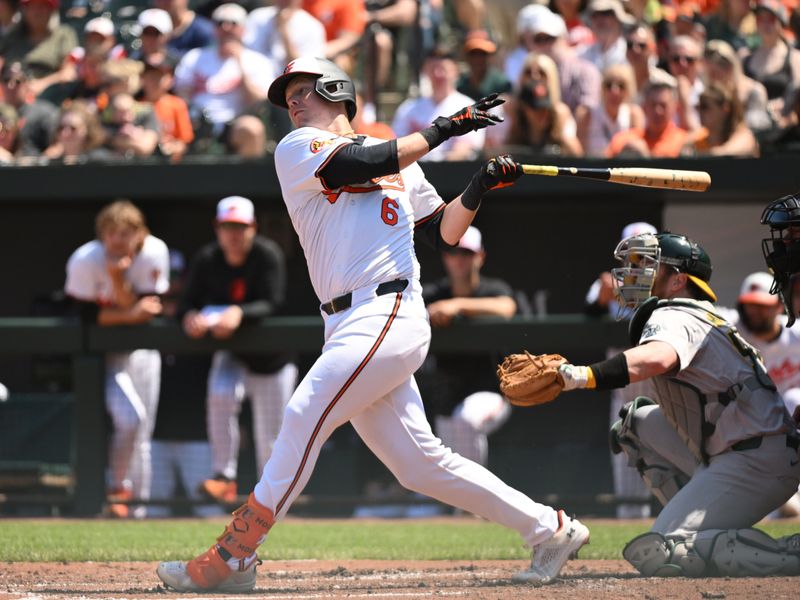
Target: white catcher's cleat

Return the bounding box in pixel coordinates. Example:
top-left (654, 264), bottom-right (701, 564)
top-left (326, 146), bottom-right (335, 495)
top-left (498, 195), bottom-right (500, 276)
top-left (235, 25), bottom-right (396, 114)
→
top-left (513, 510), bottom-right (590, 585)
top-left (156, 559), bottom-right (258, 593)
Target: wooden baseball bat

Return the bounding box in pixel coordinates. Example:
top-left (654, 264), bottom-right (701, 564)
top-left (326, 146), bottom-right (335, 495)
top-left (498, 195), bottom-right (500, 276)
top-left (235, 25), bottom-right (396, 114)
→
top-left (521, 165), bottom-right (711, 192)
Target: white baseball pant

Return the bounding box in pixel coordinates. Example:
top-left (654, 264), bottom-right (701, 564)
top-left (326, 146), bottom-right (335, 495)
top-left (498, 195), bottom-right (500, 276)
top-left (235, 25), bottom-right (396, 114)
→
top-left (149, 440), bottom-right (224, 517)
top-left (105, 349), bottom-right (160, 500)
top-left (207, 351), bottom-right (298, 479)
top-left (253, 281), bottom-right (559, 547)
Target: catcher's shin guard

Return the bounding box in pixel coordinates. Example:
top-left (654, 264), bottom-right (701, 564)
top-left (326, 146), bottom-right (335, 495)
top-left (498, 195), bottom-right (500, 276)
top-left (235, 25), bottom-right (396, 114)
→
top-left (186, 493), bottom-right (275, 589)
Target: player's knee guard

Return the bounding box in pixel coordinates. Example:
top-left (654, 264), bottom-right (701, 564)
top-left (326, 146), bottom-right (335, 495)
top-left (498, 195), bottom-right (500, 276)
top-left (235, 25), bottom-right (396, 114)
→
top-left (623, 532), bottom-right (707, 577)
top-left (187, 493), bottom-right (274, 588)
top-left (706, 529), bottom-right (800, 576)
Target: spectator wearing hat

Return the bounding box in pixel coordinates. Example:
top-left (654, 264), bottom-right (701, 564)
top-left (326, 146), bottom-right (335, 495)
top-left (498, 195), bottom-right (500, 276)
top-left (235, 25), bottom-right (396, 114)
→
top-left (0, 60), bottom-right (57, 155)
top-left (705, 39), bottom-right (771, 132)
top-left (244, 0), bottom-right (325, 66)
top-left (392, 47), bottom-right (486, 161)
top-left (68, 17), bottom-right (126, 69)
top-left (180, 196), bottom-right (296, 506)
top-left (0, 102), bottom-right (19, 162)
top-left (456, 30), bottom-right (512, 102)
top-left (0, 0), bottom-right (78, 97)
top-left (578, 0), bottom-right (634, 72)
top-left (43, 101), bottom-right (109, 162)
top-left (624, 23), bottom-right (673, 103)
top-left (174, 3), bottom-right (277, 131)
top-left (703, 0), bottom-right (758, 51)
top-left (130, 9), bottom-right (177, 66)
top-left (743, 0), bottom-right (800, 122)
top-left (139, 57), bottom-right (193, 160)
top-left (549, 0), bottom-right (594, 48)
top-left (576, 63), bottom-right (644, 157)
top-left (682, 80), bottom-right (759, 156)
top-left (667, 34), bottom-right (705, 132)
top-left (153, 0), bottom-right (215, 59)
top-left (606, 78), bottom-right (688, 157)
top-left (504, 3), bottom-right (552, 86)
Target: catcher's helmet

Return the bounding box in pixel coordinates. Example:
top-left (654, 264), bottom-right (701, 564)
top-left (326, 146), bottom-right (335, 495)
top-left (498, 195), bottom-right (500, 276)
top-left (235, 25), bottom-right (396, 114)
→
top-left (760, 192), bottom-right (800, 326)
top-left (268, 57), bottom-right (357, 121)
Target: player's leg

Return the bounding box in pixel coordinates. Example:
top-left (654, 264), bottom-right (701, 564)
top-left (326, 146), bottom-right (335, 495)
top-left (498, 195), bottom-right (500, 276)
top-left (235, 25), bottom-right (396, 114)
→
top-left (245, 363), bottom-right (298, 477)
top-left (435, 391), bottom-right (511, 466)
top-left (201, 351), bottom-right (247, 503)
top-left (126, 349), bottom-right (161, 511)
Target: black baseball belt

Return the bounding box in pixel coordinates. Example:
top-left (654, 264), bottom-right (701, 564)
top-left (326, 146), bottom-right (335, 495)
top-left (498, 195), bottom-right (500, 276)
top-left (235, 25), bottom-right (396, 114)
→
top-left (320, 279), bottom-right (409, 315)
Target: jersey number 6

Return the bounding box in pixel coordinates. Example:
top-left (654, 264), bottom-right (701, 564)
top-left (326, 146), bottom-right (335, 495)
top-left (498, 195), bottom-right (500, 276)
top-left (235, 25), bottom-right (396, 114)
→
top-left (381, 197), bottom-right (399, 226)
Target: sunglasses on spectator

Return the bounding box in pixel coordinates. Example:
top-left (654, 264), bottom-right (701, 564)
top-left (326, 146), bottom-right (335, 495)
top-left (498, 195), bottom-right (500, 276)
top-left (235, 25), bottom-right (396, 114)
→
top-left (533, 34), bottom-right (556, 44)
top-left (603, 80), bottom-right (626, 91)
top-left (58, 122), bottom-right (79, 132)
top-left (215, 19), bottom-right (241, 27)
top-left (592, 9), bottom-right (616, 17)
top-left (443, 248), bottom-right (476, 257)
top-left (218, 222), bottom-right (250, 230)
top-left (670, 54), bottom-right (698, 64)
top-left (626, 40), bottom-right (647, 51)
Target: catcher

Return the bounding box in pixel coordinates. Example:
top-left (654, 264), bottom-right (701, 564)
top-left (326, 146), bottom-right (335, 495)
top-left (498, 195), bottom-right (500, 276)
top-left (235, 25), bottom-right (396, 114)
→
top-left (499, 231), bottom-right (800, 577)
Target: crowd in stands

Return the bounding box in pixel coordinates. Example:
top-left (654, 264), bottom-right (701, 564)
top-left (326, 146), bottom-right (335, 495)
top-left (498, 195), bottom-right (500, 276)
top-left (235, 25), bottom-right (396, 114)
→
top-left (0, 0), bottom-right (799, 164)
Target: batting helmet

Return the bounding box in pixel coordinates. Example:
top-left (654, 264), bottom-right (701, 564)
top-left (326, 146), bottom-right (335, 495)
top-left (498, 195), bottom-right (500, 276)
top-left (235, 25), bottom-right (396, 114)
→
top-left (268, 57), bottom-right (357, 121)
top-left (760, 192), bottom-right (800, 325)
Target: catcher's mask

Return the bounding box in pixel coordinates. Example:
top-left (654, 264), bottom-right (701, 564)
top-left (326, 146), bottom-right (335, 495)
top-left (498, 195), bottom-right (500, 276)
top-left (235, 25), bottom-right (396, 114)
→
top-left (611, 232), bottom-right (661, 315)
top-left (761, 192), bottom-right (800, 326)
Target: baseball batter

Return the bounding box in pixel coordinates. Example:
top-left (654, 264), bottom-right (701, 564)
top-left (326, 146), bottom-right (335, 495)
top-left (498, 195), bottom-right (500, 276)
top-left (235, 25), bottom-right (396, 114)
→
top-left (503, 231), bottom-right (800, 576)
top-left (65, 200), bottom-right (169, 518)
top-left (157, 57), bottom-right (589, 593)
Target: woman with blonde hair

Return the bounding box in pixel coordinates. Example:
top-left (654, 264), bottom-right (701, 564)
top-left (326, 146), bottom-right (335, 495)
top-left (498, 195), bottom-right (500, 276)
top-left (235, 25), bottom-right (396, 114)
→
top-left (576, 63), bottom-right (644, 157)
top-left (682, 80), bottom-right (759, 156)
top-left (44, 101), bottom-right (109, 162)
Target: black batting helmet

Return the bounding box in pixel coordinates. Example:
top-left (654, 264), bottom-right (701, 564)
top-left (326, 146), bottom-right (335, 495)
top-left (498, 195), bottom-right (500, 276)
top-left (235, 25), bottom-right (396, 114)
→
top-left (268, 57), bottom-right (357, 121)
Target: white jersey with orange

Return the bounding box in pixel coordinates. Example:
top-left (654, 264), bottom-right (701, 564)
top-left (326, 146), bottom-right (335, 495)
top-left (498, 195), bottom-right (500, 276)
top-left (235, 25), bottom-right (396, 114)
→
top-left (65, 235), bottom-right (170, 304)
top-left (274, 127), bottom-right (445, 304)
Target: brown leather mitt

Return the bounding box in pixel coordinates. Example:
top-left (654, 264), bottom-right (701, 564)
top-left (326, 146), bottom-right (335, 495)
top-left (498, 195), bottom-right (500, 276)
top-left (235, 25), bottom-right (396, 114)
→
top-left (497, 352), bottom-right (568, 407)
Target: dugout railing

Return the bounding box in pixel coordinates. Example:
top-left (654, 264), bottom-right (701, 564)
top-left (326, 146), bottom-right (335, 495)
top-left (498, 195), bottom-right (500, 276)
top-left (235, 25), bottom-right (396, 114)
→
top-left (0, 315), bottom-right (629, 516)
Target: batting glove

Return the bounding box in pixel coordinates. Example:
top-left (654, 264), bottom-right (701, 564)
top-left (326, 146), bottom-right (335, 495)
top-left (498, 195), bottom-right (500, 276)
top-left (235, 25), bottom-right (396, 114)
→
top-left (460, 155), bottom-right (523, 210)
top-left (421, 93), bottom-right (504, 150)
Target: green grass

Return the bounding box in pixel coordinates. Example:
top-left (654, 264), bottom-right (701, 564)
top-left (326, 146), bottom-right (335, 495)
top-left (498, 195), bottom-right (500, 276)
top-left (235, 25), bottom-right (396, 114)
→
top-left (0, 519), bottom-right (798, 562)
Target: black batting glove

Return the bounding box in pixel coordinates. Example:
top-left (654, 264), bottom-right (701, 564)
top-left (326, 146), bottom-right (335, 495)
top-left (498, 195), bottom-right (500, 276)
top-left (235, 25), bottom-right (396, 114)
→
top-left (460, 155), bottom-right (523, 211)
top-left (420, 94), bottom-right (505, 150)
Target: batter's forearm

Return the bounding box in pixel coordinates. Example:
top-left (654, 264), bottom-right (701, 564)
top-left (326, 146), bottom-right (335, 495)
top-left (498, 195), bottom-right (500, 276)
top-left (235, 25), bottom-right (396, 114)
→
top-left (439, 200), bottom-right (477, 245)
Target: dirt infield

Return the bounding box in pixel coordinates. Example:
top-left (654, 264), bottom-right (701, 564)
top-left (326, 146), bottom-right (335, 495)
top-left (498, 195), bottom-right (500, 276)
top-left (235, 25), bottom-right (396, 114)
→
top-left (1, 559), bottom-right (798, 599)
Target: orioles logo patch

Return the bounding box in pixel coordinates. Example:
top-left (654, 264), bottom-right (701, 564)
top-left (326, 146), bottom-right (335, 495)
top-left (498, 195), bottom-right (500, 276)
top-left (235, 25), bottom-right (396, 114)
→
top-left (310, 138), bottom-right (335, 153)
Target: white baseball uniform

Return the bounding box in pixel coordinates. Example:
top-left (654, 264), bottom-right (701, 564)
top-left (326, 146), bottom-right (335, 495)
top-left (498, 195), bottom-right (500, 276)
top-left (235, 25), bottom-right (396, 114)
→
top-left (65, 235), bottom-right (170, 502)
top-left (251, 126), bottom-right (560, 547)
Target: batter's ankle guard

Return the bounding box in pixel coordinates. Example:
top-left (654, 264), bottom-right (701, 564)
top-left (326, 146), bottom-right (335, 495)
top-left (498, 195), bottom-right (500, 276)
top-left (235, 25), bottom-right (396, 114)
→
top-left (186, 493), bottom-right (275, 588)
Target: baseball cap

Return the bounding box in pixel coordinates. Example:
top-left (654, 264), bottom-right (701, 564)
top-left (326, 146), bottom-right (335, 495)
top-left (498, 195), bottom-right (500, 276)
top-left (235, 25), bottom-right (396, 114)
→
top-left (138, 8), bottom-right (173, 35)
top-left (216, 196), bottom-right (255, 225)
top-left (517, 4), bottom-right (551, 34)
top-left (454, 226), bottom-right (482, 253)
top-left (212, 3), bottom-right (248, 25)
top-left (621, 221), bottom-right (657, 241)
top-left (738, 271), bottom-right (779, 305)
top-left (529, 9), bottom-right (567, 38)
top-left (587, 0), bottom-right (635, 25)
top-left (753, 0), bottom-right (789, 26)
top-left (84, 17), bottom-right (115, 38)
top-left (463, 30), bottom-right (497, 54)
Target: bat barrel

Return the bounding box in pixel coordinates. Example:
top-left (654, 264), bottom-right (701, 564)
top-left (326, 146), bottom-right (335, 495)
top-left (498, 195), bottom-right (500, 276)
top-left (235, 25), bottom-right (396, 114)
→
top-left (608, 168), bottom-right (711, 191)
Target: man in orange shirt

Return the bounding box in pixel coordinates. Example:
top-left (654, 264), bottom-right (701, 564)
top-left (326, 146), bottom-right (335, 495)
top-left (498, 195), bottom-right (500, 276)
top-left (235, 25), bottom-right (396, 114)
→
top-left (607, 79), bottom-right (688, 157)
top-left (302, 0), bottom-right (366, 69)
top-left (140, 57), bottom-right (194, 159)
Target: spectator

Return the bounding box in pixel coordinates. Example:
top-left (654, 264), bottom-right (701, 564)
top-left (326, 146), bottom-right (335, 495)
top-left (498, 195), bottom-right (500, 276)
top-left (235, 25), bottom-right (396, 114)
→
top-left (625, 23), bottom-right (672, 102)
top-left (130, 9), bottom-right (176, 65)
top-left (502, 52), bottom-right (582, 155)
top-left (101, 91), bottom-right (160, 158)
top-left (743, 0), bottom-right (800, 123)
top-left (392, 46), bottom-right (485, 161)
top-left (704, 39), bottom-right (771, 133)
top-left (578, 0), bottom-right (633, 72)
top-left (682, 80), bottom-right (759, 156)
top-left (174, 3), bottom-right (277, 132)
top-left (449, 0), bottom-right (485, 32)
top-left (37, 42), bottom-right (107, 108)
top-left (153, 0), bottom-right (215, 59)
top-left (417, 226), bottom-right (520, 474)
top-left (179, 196), bottom-right (297, 505)
top-left (139, 57), bottom-right (194, 160)
top-left (0, 0), bottom-right (78, 97)
top-left (703, 0), bottom-right (758, 51)
top-left (244, 0), bottom-right (326, 66)
top-left (302, 0), bottom-right (367, 71)
top-left (67, 17), bottom-right (126, 71)
top-left (0, 102), bottom-right (19, 162)
top-left (0, 0), bottom-right (19, 38)
top-left (585, 221), bottom-right (657, 519)
top-left (769, 86), bottom-right (800, 149)
top-left (224, 114), bottom-right (266, 157)
top-left (0, 60), bottom-right (58, 155)
top-left (522, 8), bottom-right (601, 116)
top-left (98, 58), bottom-right (144, 99)
top-left (504, 3), bottom-right (551, 86)
top-left (549, 0), bottom-right (594, 48)
top-left (576, 63), bottom-right (644, 157)
top-left (456, 30), bottom-right (512, 101)
top-left (606, 79), bottom-right (688, 157)
top-left (43, 101), bottom-right (109, 162)
top-left (64, 200), bottom-right (169, 518)
top-left (667, 35), bottom-right (705, 132)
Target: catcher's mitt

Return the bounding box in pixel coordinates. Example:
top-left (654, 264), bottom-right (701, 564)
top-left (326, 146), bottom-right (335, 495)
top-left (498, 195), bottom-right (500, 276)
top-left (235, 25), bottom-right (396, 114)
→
top-left (497, 352), bottom-right (568, 407)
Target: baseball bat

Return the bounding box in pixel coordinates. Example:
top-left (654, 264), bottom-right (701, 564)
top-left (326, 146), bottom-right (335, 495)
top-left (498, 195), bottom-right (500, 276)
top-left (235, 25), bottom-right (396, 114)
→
top-left (521, 165), bottom-right (711, 192)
